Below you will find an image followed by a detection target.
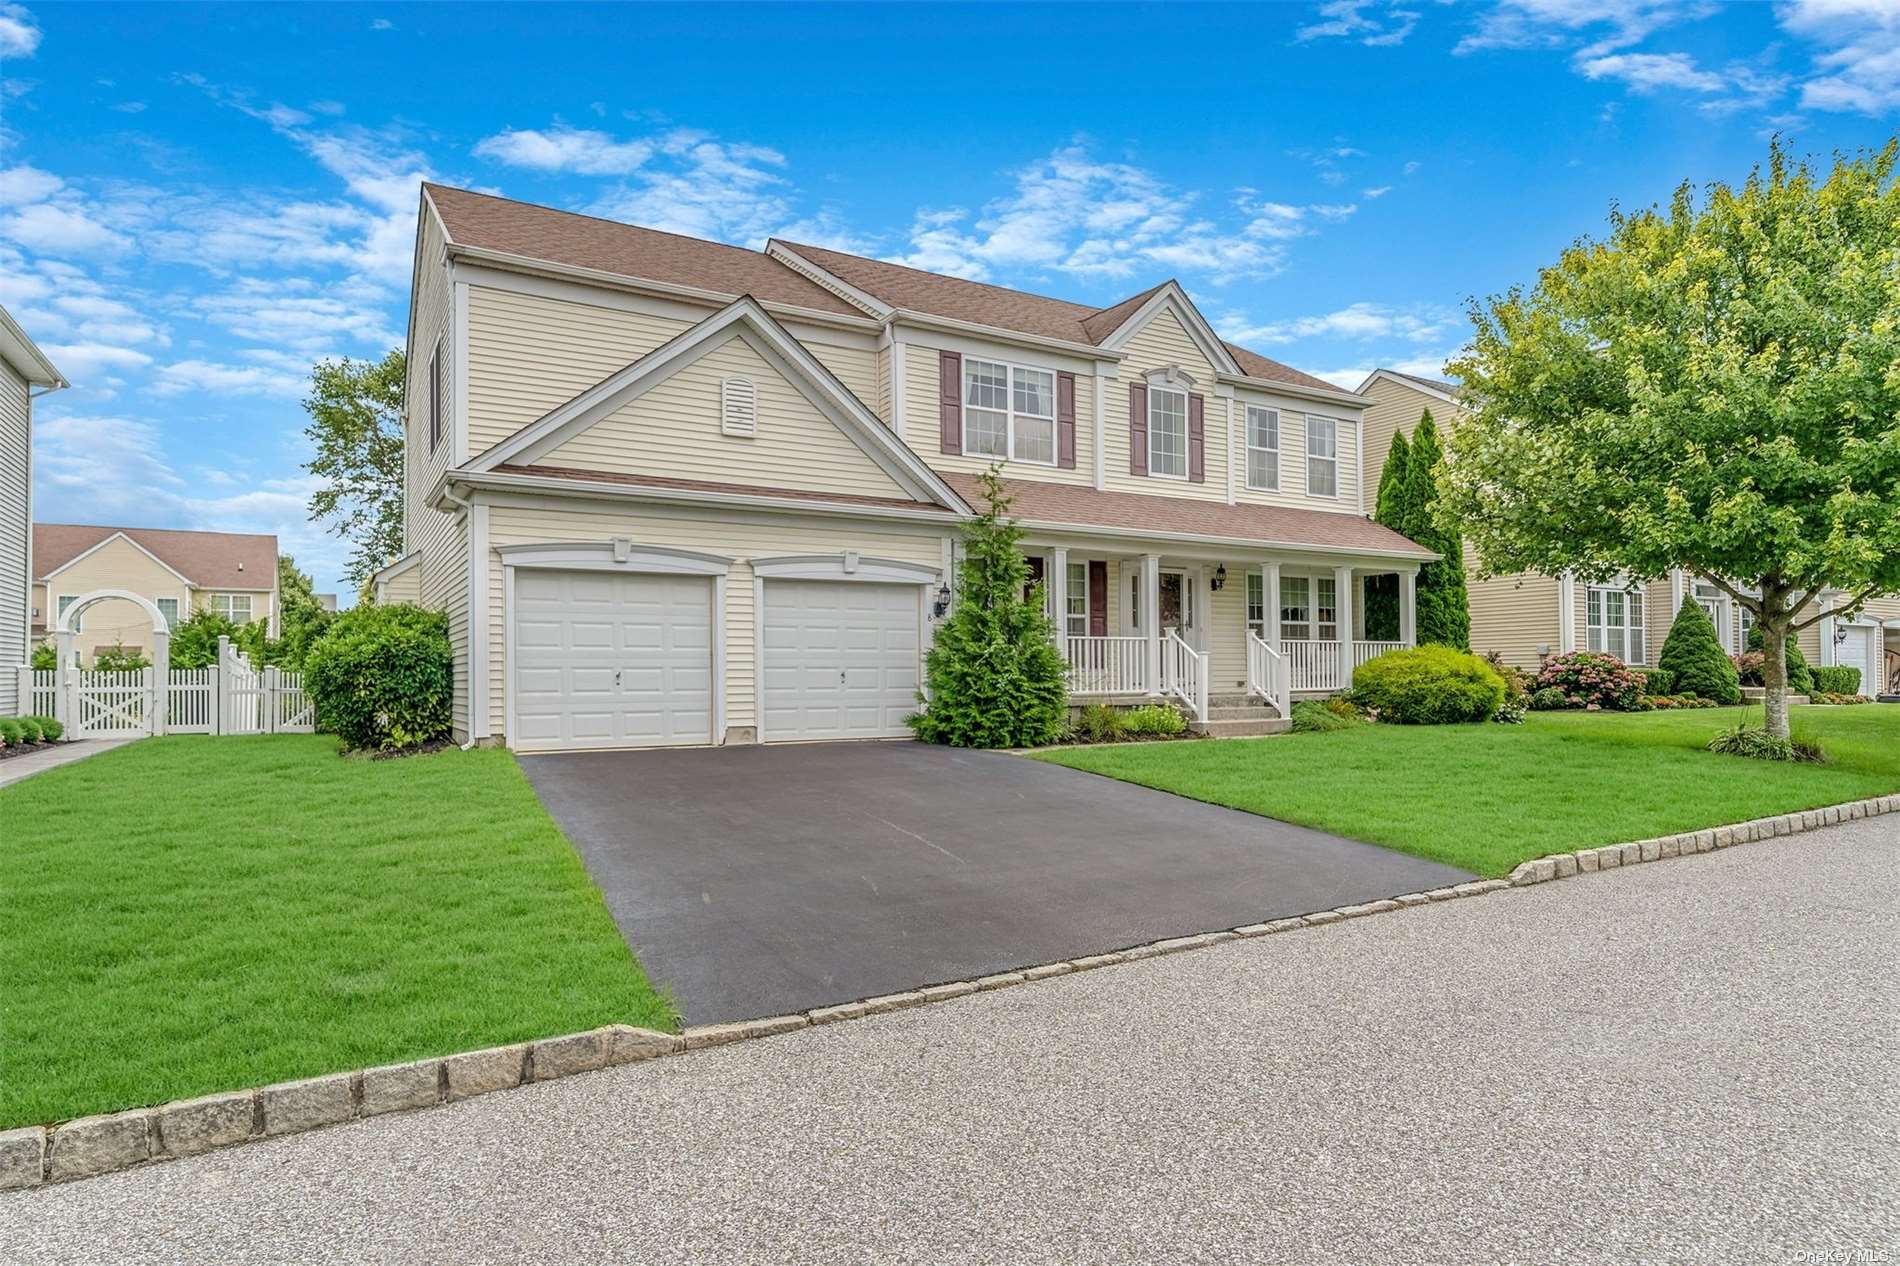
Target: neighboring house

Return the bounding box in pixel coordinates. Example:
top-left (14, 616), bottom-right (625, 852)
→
top-left (1360, 368), bottom-right (1900, 692)
top-left (379, 184), bottom-right (1435, 751)
top-left (1, 307), bottom-right (65, 714)
top-left (32, 525), bottom-right (279, 664)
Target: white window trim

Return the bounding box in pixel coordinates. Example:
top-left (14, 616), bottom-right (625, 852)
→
top-left (1306, 414), bottom-right (1340, 500)
top-left (1246, 570), bottom-right (1266, 637)
top-left (962, 356), bottom-right (1058, 467)
top-left (1245, 405), bottom-right (1280, 492)
top-left (155, 597), bottom-right (181, 626)
top-left (1585, 584), bottom-right (1646, 664)
top-left (1148, 384), bottom-right (1189, 481)
top-left (1278, 572), bottom-right (1338, 641)
top-left (1064, 560), bottom-right (1090, 638)
top-left (210, 592), bottom-right (255, 623)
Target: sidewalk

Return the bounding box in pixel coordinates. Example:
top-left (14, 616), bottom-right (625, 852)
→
top-left (0, 739), bottom-right (136, 790)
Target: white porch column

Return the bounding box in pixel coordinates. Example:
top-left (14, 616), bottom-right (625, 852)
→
top-left (1142, 553), bottom-right (1161, 695)
top-left (1335, 565), bottom-right (1355, 687)
top-left (1265, 562), bottom-right (1282, 646)
top-left (1051, 547), bottom-right (1069, 652)
top-left (1400, 569), bottom-right (1417, 647)
top-left (1558, 570), bottom-right (1578, 653)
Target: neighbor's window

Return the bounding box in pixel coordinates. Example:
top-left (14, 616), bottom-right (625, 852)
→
top-left (56, 594), bottom-right (79, 630)
top-left (1306, 415), bottom-right (1338, 497)
top-left (964, 358), bottom-right (1055, 464)
top-left (1246, 405), bottom-right (1279, 491)
top-left (1280, 575), bottom-right (1311, 641)
top-left (1065, 561), bottom-right (1089, 638)
top-left (1247, 571), bottom-right (1265, 637)
top-left (1148, 385), bottom-right (1188, 478)
top-left (1586, 586), bottom-right (1645, 664)
top-left (155, 597), bottom-right (180, 628)
top-left (210, 593), bottom-right (254, 624)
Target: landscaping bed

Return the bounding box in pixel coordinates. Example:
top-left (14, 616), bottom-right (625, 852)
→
top-left (0, 734), bottom-right (671, 1129)
top-left (1031, 705), bottom-right (1900, 877)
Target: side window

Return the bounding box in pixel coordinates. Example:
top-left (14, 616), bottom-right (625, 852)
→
top-left (428, 338), bottom-right (443, 452)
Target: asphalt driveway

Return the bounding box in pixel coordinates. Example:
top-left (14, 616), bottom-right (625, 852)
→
top-left (519, 740), bottom-right (1470, 1022)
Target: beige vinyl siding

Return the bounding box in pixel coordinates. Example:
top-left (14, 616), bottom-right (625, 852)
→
top-left (1796, 619), bottom-right (1823, 664)
top-left (1467, 549), bottom-right (1562, 671)
top-left (1359, 374), bottom-right (1454, 500)
top-left (483, 502), bottom-right (954, 738)
top-left (806, 338), bottom-right (878, 413)
top-left (1102, 308), bottom-right (1227, 502)
top-left (900, 337), bottom-right (1097, 487)
top-left (535, 332), bottom-right (910, 499)
top-left (0, 360), bottom-right (26, 711)
top-left (1228, 391), bottom-right (1360, 513)
top-left (44, 537), bottom-right (192, 662)
top-left (379, 562), bottom-right (423, 605)
top-left (433, 514), bottom-right (469, 737)
top-left (29, 582), bottom-right (46, 635)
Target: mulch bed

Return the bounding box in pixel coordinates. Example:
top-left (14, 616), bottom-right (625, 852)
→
top-left (0, 741), bottom-right (56, 763)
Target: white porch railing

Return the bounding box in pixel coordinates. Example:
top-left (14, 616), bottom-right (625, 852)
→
top-left (1352, 640), bottom-right (1406, 670)
top-left (1247, 632), bottom-right (1290, 714)
top-left (1162, 629), bottom-right (1208, 724)
top-left (1064, 635), bottom-right (1148, 695)
top-left (1281, 639), bottom-right (1342, 693)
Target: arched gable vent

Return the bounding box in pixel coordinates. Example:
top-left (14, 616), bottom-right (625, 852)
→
top-left (721, 376), bottom-right (758, 436)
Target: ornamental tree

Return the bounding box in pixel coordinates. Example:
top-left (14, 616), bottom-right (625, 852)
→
top-left (1402, 413), bottom-right (1470, 650)
top-left (1442, 139), bottom-right (1900, 738)
top-left (909, 469), bottom-right (1069, 748)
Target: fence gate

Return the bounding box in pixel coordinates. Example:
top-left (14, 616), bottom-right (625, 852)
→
top-left (15, 637), bottom-right (316, 740)
top-left (74, 669), bottom-right (156, 739)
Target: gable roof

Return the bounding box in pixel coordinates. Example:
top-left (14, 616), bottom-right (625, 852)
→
top-left (424, 184), bottom-right (863, 318)
top-left (34, 524), bottom-right (277, 588)
top-left (466, 295), bottom-right (967, 512)
top-left (937, 473), bottom-right (1435, 560)
top-left (0, 303), bottom-right (65, 388)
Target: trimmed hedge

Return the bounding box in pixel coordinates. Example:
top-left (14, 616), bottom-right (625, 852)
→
top-left (1812, 665), bottom-right (1861, 695)
top-left (303, 603), bottom-right (453, 751)
top-left (1351, 645), bottom-right (1505, 724)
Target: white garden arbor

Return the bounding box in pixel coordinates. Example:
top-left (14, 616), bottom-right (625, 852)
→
top-left (54, 588), bottom-right (172, 736)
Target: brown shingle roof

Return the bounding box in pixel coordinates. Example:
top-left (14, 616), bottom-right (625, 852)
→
top-left (425, 184), bottom-right (864, 318)
top-left (34, 524), bottom-right (278, 589)
top-left (938, 473), bottom-right (1433, 558)
top-left (1390, 369), bottom-right (1462, 397)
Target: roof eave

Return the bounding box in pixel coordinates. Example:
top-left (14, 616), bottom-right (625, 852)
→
top-left (1218, 373), bottom-right (1372, 409)
top-left (0, 305), bottom-right (66, 388)
top-left (1013, 514), bottom-right (1438, 562)
top-left (442, 467), bottom-right (968, 526)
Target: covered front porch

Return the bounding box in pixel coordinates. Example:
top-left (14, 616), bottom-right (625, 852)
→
top-left (1026, 541), bottom-right (1419, 724)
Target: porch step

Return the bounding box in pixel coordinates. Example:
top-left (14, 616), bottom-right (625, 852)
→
top-left (1191, 717), bottom-right (1292, 738)
top-left (1208, 705), bottom-right (1281, 721)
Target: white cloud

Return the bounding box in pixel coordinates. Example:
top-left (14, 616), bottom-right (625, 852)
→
top-left (1363, 185), bottom-right (1393, 198)
top-left (0, 2), bottom-right (40, 58)
top-left (1298, 0), bottom-right (1423, 46)
top-left (1779, 0), bottom-right (1900, 114)
top-left (194, 282), bottom-right (400, 353)
top-left (1578, 50), bottom-right (1729, 91)
top-left (1313, 355), bottom-right (1454, 391)
top-left (1455, 0), bottom-right (1708, 57)
top-left (0, 163), bottom-right (59, 204)
top-left (473, 124), bottom-right (655, 176)
top-left (892, 145), bottom-right (1306, 285)
top-left (152, 359), bottom-right (307, 398)
top-left (0, 202), bottom-right (132, 256)
top-left (370, 17), bottom-right (393, 30)
top-left (1216, 302), bottom-right (1454, 346)
top-left (590, 133), bottom-right (797, 246)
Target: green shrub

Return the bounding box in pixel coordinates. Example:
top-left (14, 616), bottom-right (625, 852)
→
top-left (91, 642), bottom-right (150, 672)
top-left (1639, 666), bottom-right (1675, 696)
top-left (1122, 704), bottom-right (1187, 738)
top-left (1535, 651), bottom-right (1647, 710)
top-left (14, 716), bottom-right (41, 743)
top-left (1529, 686), bottom-right (1569, 711)
top-left (0, 718), bottom-right (22, 747)
top-left (1707, 723), bottom-right (1826, 764)
top-left (1321, 694), bottom-right (1365, 721)
top-left (29, 640), bottom-right (56, 670)
top-left (28, 715), bottom-right (62, 741)
top-left (1657, 599), bottom-right (1741, 705)
top-left (1352, 644), bottom-right (1505, 725)
top-left (1291, 700), bottom-right (1362, 732)
top-left (1076, 702), bottom-right (1126, 744)
top-left (1812, 665), bottom-right (1861, 695)
top-left (303, 603), bottom-right (452, 751)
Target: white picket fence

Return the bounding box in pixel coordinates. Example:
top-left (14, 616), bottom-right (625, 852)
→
top-left (14, 637), bottom-right (314, 740)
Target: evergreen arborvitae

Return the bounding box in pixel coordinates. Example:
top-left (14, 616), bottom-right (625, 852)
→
top-left (1659, 597), bottom-right (1742, 703)
top-left (909, 469), bottom-right (1069, 748)
top-left (1402, 412), bottom-right (1471, 650)
top-left (1361, 431), bottom-right (1411, 641)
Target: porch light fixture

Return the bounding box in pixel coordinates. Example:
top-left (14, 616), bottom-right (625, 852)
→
top-left (1835, 623), bottom-right (1848, 644)
top-left (932, 584), bottom-right (952, 619)
top-left (1210, 565), bottom-right (1227, 592)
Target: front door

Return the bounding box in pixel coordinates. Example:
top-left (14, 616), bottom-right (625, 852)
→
top-left (1159, 569), bottom-right (1192, 638)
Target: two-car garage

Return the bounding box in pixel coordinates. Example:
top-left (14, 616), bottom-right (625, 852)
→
top-left (505, 545), bottom-right (932, 752)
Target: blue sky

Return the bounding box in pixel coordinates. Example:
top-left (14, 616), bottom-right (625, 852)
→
top-left (1, 1), bottom-right (1895, 598)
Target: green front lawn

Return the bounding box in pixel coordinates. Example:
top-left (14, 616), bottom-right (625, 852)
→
top-left (0, 735), bottom-right (670, 1129)
top-left (1033, 706), bottom-right (1900, 877)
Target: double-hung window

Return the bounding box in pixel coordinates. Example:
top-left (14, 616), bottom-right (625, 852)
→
top-left (210, 593), bottom-right (254, 624)
top-left (155, 597), bottom-right (180, 628)
top-left (1148, 385), bottom-right (1188, 478)
top-left (1586, 587), bottom-right (1645, 663)
top-left (964, 358), bottom-right (1055, 464)
top-left (1280, 576), bottom-right (1311, 641)
top-left (1065, 562), bottom-right (1089, 638)
top-left (1246, 406), bottom-right (1279, 490)
top-left (56, 594), bottom-right (78, 630)
top-left (1306, 415), bottom-right (1338, 497)
top-left (1314, 576), bottom-right (1339, 641)
top-left (1246, 572), bottom-right (1266, 638)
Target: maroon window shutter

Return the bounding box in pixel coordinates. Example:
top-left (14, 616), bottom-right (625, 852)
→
top-left (1056, 371), bottom-right (1077, 469)
top-left (938, 350), bottom-right (962, 455)
top-left (1129, 382), bottom-right (1148, 476)
top-left (1188, 392), bottom-right (1206, 483)
top-left (1088, 560), bottom-right (1108, 636)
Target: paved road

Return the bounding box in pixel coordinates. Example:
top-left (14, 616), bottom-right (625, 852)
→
top-left (6, 818), bottom-right (1895, 1265)
top-left (518, 741), bottom-right (1468, 1022)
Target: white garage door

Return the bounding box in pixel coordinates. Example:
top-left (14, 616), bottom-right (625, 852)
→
top-left (513, 569), bottom-right (713, 751)
top-left (761, 579), bottom-right (920, 741)
top-left (1836, 625), bottom-right (1876, 694)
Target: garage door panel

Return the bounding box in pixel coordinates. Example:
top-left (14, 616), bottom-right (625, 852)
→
top-left (513, 569), bottom-right (714, 752)
top-left (761, 578), bottom-right (921, 741)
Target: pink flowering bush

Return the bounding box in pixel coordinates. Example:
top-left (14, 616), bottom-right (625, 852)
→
top-left (1534, 651), bottom-right (1648, 711)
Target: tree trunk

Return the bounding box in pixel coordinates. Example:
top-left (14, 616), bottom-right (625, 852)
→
top-left (1759, 584), bottom-right (1791, 740)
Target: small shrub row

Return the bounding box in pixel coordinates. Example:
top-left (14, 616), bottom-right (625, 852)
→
top-left (1811, 665), bottom-right (1862, 695)
top-left (0, 715), bottom-right (63, 748)
top-left (1290, 699), bottom-right (1365, 732)
top-left (1644, 694), bottom-right (1721, 710)
top-left (1811, 691), bottom-right (1871, 706)
top-left (1061, 701), bottom-right (1192, 745)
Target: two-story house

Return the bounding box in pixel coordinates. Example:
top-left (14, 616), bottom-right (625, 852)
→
top-left (377, 185), bottom-right (1434, 751)
top-left (1361, 368), bottom-right (1900, 694)
top-left (1, 306), bottom-right (65, 714)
